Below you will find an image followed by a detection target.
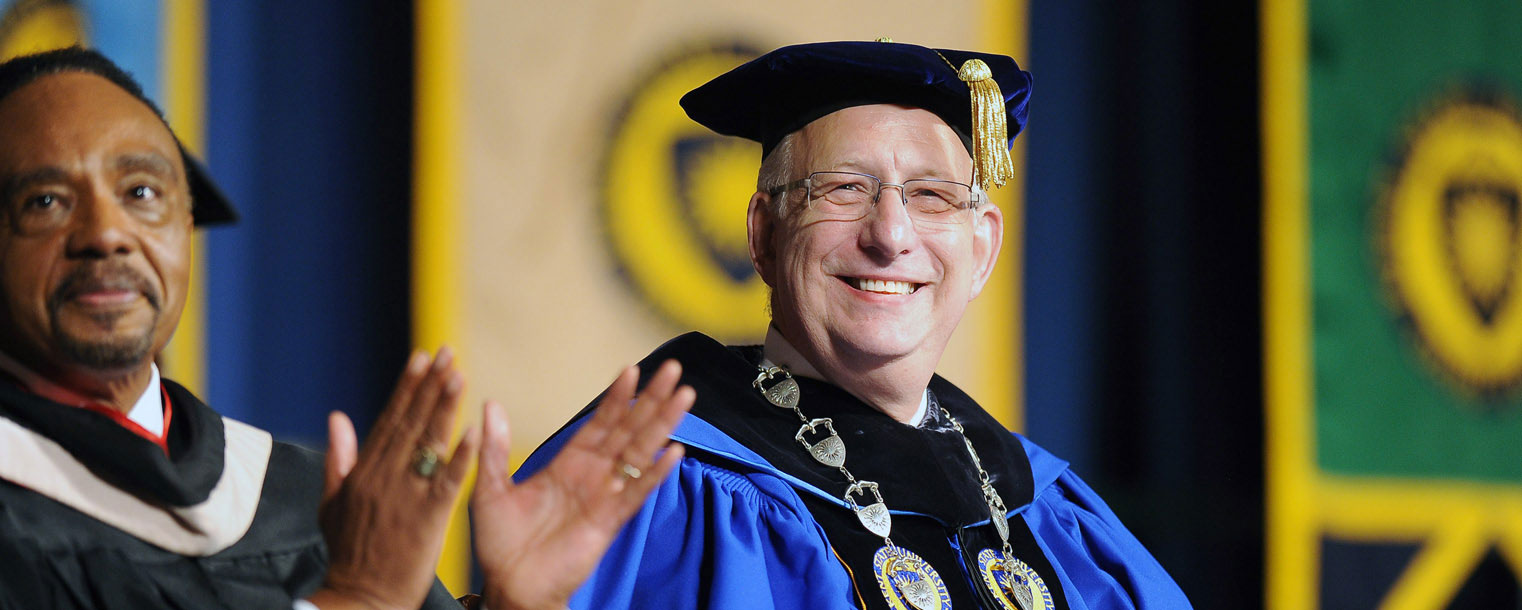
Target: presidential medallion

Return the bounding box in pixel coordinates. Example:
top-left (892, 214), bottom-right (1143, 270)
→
top-left (873, 545), bottom-right (951, 610)
top-left (977, 549), bottom-right (1052, 610)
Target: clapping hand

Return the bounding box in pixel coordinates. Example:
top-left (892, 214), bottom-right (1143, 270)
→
top-left (472, 361), bottom-right (693, 610)
top-left (303, 351), bottom-right (692, 610)
top-left (308, 348), bottom-right (479, 610)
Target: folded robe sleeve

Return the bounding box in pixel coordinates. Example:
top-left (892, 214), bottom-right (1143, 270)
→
top-left (1017, 436), bottom-right (1193, 610)
top-left (517, 421), bottom-right (861, 610)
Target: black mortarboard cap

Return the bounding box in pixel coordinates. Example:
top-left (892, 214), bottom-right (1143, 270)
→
top-left (680, 40), bottom-right (1032, 189)
top-left (180, 146), bottom-right (236, 226)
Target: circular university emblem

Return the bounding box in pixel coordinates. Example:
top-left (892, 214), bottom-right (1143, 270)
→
top-left (1377, 89), bottom-right (1522, 398)
top-left (977, 548), bottom-right (1052, 610)
top-left (601, 44), bottom-right (769, 342)
top-left (873, 545), bottom-right (952, 610)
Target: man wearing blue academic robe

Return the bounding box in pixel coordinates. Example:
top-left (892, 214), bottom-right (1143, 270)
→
top-left (523, 40), bottom-right (1191, 610)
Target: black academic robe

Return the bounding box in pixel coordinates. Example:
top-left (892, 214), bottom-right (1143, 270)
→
top-left (0, 378), bottom-right (459, 610)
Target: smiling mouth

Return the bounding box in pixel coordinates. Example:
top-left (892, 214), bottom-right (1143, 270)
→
top-left (69, 289), bottom-right (141, 308)
top-left (49, 264), bottom-right (162, 317)
top-left (843, 277), bottom-right (922, 295)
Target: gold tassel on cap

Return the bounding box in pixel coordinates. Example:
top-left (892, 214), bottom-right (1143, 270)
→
top-left (956, 58), bottom-right (1014, 191)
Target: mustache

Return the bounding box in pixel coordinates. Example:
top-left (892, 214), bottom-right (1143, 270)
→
top-left (48, 262), bottom-right (162, 312)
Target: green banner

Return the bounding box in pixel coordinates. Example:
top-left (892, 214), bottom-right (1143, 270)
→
top-left (1311, 0), bottom-right (1522, 482)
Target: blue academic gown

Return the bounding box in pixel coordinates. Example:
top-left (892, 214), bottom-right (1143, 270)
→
top-left (519, 334), bottom-right (1190, 609)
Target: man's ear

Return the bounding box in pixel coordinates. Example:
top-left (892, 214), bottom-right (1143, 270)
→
top-left (968, 201), bottom-right (1004, 300)
top-left (747, 190), bottom-right (779, 287)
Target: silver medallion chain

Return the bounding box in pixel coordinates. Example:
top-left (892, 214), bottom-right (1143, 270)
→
top-left (753, 364), bottom-right (1018, 558)
top-left (754, 364), bottom-right (897, 545)
top-left (942, 408), bottom-right (1017, 563)
top-left (754, 363), bottom-right (1034, 610)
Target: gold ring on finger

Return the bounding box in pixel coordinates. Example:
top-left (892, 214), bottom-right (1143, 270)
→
top-left (618, 462), bottom-right (643, 480)
top-left (412, 445), bottom-right (441, 478)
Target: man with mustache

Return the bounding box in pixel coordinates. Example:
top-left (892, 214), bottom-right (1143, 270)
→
top-left (521, 41), bottom-right (1190, 609)
top-left (0, 47), bottom-right (691, 610)
top-left (44, 260), bottom-right (159, 365)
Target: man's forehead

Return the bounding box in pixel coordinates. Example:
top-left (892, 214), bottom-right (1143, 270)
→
top-left (0, 72), bottom-right (176, 145)
top-left (0, 72), bottom-right (181, 173)
top-left (795, 104), bottom-right (972, 169)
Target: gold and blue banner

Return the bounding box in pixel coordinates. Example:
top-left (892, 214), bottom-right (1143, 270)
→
top-left (1265, 1), bottom-right (1522, 606)
top-left (416, 0), bottom-right (1027, 593)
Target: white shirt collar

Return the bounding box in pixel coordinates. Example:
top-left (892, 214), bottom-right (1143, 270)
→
top-left (761, 326), bottom-right (930, 426)
top-left (0, 350), bottom-right (163, 436)
top-left (127, 364), bottom-right (164, 437)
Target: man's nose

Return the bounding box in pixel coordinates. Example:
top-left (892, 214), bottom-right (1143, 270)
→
top-left (859, 184), bottom-right (917, 257)
top-left (66, 186), bottom-right (137, 258)
top-left (874, 183), bottom-right (910, 207)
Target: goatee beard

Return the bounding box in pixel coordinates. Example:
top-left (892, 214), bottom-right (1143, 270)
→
top-left (53, 329), bottom-right (155, 371)
top-left (47, 261), bottom-right (162, 371)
